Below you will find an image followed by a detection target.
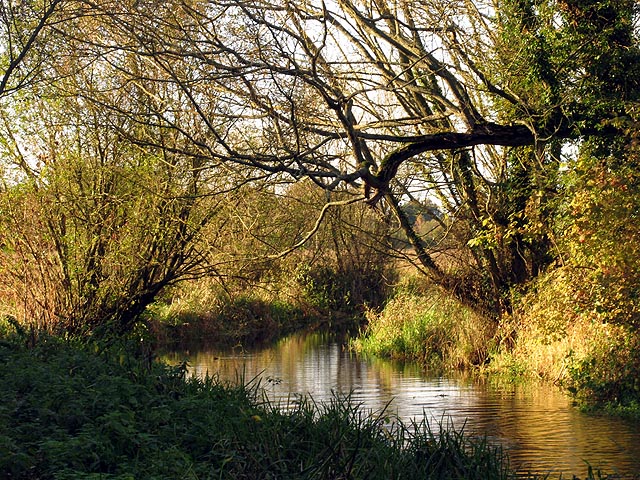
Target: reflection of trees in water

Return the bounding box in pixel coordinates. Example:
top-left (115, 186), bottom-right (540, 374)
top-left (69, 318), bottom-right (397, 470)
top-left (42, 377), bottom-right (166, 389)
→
top-left (164, 333), bottom-right (640, 478)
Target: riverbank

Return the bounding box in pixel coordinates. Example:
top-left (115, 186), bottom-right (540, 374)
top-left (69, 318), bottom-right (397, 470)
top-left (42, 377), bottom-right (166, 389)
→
top-left (350, 286), bottom-right (494, 371)
top-left (350, 280), bottom-right (640, 419)
top-left (147, 295), bottom-right (326, 349)
top-left (0, 332), bottom-right (516, 479)
top-left (146, 286), bottom-right (364, 351)
top-left (140, 257), bottom-right (640, 421)
top-left (147, 275), bottom-right (640, 420)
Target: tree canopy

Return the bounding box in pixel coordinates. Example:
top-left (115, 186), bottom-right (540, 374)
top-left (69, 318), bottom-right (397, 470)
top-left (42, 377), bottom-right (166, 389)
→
top-left (1, 0), bottom-right (639, 331)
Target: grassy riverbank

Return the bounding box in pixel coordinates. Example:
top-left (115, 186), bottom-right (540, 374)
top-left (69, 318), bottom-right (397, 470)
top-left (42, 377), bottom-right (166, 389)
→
top-left (145, 271), bottom-right (368, 350)
top-left (350, 285), bottom-right (494, 372)
top-left (148, 294), bottom-right (324, 349)
top-left (148, 272), bottom-right (640, 419)
top-left (0, 331), bottom-right (516, 480)
top-left (351, 278), bottom-right (640, 418)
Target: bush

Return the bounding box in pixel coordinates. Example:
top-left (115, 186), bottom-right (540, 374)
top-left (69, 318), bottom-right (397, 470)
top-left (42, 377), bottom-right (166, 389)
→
top-left (490, 266), bottom-right (640, 414)
top-left (565, 328), bottom-right (640, 411)
top-left (561, 153), bottom-right (640, 330)
top-left (488, 140), bottom-right (640, 410)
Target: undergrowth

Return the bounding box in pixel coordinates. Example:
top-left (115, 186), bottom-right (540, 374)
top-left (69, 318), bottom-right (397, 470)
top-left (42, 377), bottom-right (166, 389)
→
top-left (487, 268), bottom-right (640, 417)
top-left (0, 332), bottom-right (511, 480)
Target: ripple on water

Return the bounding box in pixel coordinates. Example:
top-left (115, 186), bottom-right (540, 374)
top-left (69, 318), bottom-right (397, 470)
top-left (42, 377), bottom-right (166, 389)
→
top-left (163, 332), bottom-right (640, 478)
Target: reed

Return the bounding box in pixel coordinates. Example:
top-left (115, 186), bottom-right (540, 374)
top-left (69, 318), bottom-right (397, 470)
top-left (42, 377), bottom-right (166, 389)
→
top-left (351, 286), bottom-right (495, 371)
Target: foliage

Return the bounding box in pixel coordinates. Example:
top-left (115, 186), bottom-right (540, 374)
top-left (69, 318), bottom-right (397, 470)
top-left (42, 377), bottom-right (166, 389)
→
top-left (281, 183), bottom-right (396, 315)
top-left (352, 281), bottom-right (495, 371)
top-left (1, 0), bottom-right (639, 328)
top-left (470, 0), bottom-right (640, 310)
top-left (482, 104), bottom-right (640, 408)
top-left (494, 0), bottom-right (640, 125)
top-left (488, 263), bottom-right (640, 412)
top-left (146, 180), bottom-right (397, 346)
top-left (294, 261), bottom-right (391, 315)
top-left (0, 334), bottom-right (512, 480)
top-left (560, 145), bottom-right (640, 329)
top-left (0, 72), bottom-right (236, 335)
top-left (6, 0), bottom-right (636, 318)
top-left (565, 329), bottom-right (640, 410)
top-left (544, 140), bottom-right (640, 407)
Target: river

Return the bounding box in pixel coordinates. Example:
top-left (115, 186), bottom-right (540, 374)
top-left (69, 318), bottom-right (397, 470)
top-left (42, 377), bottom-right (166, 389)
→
top-left (162, 330), bottom-right (640, 478)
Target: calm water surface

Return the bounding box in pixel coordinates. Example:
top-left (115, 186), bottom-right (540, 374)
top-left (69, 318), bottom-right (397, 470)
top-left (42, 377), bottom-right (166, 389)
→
top-left (163, 331), bottom-right (640, 478)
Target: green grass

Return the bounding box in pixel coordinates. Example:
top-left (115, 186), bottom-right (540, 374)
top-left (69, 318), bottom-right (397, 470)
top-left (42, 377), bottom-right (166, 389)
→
top-left (351, 288), bottom-right (495, 371)
top-left (0, 333), bottom-right (516, 480)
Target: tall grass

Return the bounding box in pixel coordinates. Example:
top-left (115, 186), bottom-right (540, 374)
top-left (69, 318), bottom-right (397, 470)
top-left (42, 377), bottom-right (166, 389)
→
top-left (488, 268), bottom-right (640, 415)
top-left (0, 330), bottom-right (512, 479)
top-left (351, 285), bottom-right (495, 371)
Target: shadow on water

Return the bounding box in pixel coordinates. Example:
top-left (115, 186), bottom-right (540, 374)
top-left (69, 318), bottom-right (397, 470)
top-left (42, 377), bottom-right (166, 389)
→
top-left (161, 330), bottom-right (640, 478)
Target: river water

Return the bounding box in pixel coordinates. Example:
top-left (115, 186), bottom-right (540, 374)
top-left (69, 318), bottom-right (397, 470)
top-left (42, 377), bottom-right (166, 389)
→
top-left (162, 330), bottom-right (640, 478)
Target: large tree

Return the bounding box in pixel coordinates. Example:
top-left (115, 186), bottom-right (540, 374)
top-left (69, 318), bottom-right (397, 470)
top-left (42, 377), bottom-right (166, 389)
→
top-left (2, 0), bottom-right (638, 328)
top-left (73, 0), bottom-right (636, 312)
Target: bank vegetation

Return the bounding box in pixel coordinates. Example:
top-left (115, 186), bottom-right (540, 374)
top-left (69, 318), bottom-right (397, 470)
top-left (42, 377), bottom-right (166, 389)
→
top-left (1, 329), bottom-right (516, 480)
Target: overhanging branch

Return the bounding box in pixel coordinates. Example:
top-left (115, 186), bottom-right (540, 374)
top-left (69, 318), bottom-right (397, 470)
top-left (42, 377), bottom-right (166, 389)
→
top-left (375, 123), bottom-right (535, 187)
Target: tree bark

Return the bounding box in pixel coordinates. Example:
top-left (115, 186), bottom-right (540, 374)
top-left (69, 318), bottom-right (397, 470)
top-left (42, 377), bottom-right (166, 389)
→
top-left (372, 123), bottom-right (535, 189)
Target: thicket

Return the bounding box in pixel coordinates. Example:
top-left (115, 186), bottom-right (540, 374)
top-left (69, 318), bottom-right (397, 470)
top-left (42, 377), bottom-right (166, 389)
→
top-left (355, 136), bottom-right (640, 410)
top-left (492, 139), bottom-right (640, 413)
top-left (354, 132), bottom-right (640, 409)
top-left (146, 181), bottom-right (397, 348)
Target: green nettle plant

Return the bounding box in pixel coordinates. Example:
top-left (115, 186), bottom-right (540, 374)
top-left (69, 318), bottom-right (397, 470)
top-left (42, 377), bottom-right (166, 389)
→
top-left (0, 333), bottom-right (512, 480)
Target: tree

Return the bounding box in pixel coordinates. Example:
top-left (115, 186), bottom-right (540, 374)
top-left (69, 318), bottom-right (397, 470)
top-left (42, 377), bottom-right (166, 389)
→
top-left (2, 0), bottom-right (638, 331)
top-left (0, 42), bottom-right (240, 334)
top-left (72, 0), bottom-right (634, 314)
top-left (0, 0), bottom-right (72, 96)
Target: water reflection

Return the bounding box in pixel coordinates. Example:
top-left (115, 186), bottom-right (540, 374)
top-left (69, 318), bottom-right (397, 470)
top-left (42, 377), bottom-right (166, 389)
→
top-left (162, 331), bottom-right (640, 478)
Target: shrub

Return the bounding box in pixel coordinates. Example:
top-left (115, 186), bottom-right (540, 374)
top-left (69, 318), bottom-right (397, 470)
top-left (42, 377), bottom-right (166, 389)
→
top-left (491, 266), bottom-right (640, 413)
